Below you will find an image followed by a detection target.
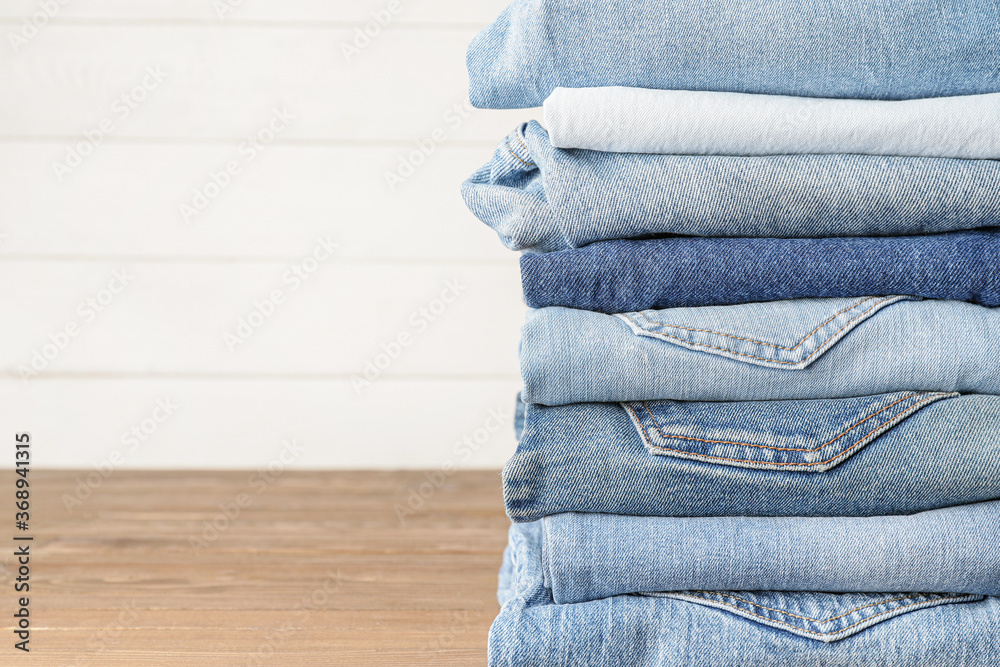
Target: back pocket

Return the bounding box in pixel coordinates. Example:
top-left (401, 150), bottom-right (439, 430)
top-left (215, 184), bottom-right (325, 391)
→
top-left (640, 590), bottom-right (984, 643)
top-left (622, 391), bottom-right (955, 472)
top-left (615, 296), bottom-right (913, 370)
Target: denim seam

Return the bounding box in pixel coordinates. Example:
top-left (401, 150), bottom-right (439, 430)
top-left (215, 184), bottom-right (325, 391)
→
top-left (506, 135), bottom-right (536, 167)
top-left (632, 297), bottom-right (879, 351)
top-left (512, 131), bottom-right (534, 162)
top-left (639, 392), bottom-right (929, 452)
top-left (623, 393), bottom-right (945, 468)
top-left (668, 593), bottom-right (973, 637)
top-left (688, 591), bottom-right (936, 624)
top-left (620, 296), bottom-right (899, 365)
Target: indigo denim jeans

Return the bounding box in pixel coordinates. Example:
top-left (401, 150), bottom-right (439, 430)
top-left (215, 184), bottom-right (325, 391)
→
top-left (520, 230), bottom-right (1000, 312)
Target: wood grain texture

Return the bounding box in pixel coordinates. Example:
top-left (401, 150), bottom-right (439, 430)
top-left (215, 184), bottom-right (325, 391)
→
top-left (0, 469), bottom-right (507, 665)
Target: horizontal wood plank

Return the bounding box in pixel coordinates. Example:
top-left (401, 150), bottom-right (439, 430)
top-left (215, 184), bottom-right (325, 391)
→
top-left (0, 470), bottom-right (508, 664)
top-left (0, 261), bottom-right (524, 375)
top-left (0, 378), bottom-right (520, 468)
top-left (0, 143), bottom-right (514, 260)
top-left (1, 26), bottom-right (532, 141)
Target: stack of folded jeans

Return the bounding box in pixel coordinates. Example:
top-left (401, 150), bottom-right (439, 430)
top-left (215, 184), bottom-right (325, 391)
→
top-left (462, 1), bottom-right (1000, 664)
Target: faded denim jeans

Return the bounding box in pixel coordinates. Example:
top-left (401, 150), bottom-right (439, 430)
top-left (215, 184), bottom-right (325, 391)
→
top-left (504, 392), bottom-right (1000, 521)
top-left (542, 87), bottom-right (1000, 159)
top-left (539, 504), bottom-right (1000, 603)
top-left (468, 0), bottom-right (1000, 108)
top-left (520, 298), bottom-right (1000, 405)
top-left (491, 522), bottom-right (1000, 665)
top-left (463, 123), bottom-right (1000, 252)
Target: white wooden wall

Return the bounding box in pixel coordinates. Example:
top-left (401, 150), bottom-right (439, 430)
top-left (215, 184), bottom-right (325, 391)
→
top-left (0, 0), bottom-right (531, 468)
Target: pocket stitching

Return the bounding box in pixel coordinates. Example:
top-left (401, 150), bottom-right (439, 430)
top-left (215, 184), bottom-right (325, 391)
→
top-left (624, 393), bottom-right (946, 468)
top-left (621, 296), bottom-right (899, 365)
top-left (640, 392), bottom-right (928, 453)
top-left (688, 591), bottom-right (928, 624)
top-left (669, 592), bottom-right (977, 637)
top-left (630, 296), bottom-right (880, 352)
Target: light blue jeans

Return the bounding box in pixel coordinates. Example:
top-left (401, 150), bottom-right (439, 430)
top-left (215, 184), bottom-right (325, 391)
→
top-left (468, 0), bottom-right (1000, 108)
top-left (540, 504), bottom-right (1000, 603)
top-left (462, 123), bottom-right (1000, 252)
top-left (491, 522), bottom-right (1000, 665)
top-left (521, 297), bottom-right (1000, 405)
top-left (505, 392), bottom-right (1000, 521)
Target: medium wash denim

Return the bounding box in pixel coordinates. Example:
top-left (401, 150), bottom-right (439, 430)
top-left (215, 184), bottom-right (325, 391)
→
top-left (520, 230), bottom-right (1000, 312)
top-left (521, 298), bottom-right (1000, 405)
top-left (463, 123), bottom-right (1000, 252)
top-left (467, 0), bottom-right (1000, 109)
top-left (540, 504), bottom-right (1000, 603)
top-left (505, 393), bottom-right (1000, 522)
top-left (490, 522), bottom-right (1000, 664)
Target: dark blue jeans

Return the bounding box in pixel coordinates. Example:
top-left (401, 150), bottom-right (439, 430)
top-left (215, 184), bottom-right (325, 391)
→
top-left (521, 229), bottom-right (1000, 312)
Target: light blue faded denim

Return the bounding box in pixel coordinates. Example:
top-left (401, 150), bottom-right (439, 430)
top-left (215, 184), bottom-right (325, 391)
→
top-left (467, 0), bottom-right (1000, 109)
top-left (541, 503), bottom-right (1000, 604)
top-left (521, 297), bottom-right (1000, 405)
top-left (463, 122), bottom-right (1000, 252)
top-left (505, 392), bottom-right (1000, 522)
top-left (490, 523), bottom-right (1000, 665)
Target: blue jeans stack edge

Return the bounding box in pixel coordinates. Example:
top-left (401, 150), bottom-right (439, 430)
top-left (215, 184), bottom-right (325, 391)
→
top-left (461, 1), bottom-right (1000, 664)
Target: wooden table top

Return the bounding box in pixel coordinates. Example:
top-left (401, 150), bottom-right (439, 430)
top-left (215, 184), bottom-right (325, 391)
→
top-left (0, 470), bottom-right (507, 665)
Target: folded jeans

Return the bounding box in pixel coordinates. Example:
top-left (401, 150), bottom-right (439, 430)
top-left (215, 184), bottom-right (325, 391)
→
top-left (468, 0), bottom-right (1000, 109)
top-left (490, 522), bottom-right (1000, 665)
top-left (519, 230), bottom-right (1000, 312)
top-left (505, 392), bottom-right (1000, 521)
top-left (543, 87), bottom-right (1000, 159)
top-left (463, 123), bottom-right (1000, 252)
top-left (539, 504), bottom-right (1000, 603)
top-left (520, 298), bottom-right (1000, 404)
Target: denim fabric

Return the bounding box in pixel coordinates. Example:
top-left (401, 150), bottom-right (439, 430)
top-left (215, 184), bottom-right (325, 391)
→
top-left (541, 504), bottom-right (1000, 603)
top-left (463, 123), bottom-right (1000, 252)
top-left (467, 0), bottom-right (1000, 109)
top-left (543, 87), bottom-right (1000, 159)
top-left (521, 298), bottom-right (1000, 405)
top-left (505, 393), bottom-right (1000, 522)
top-left (490, 523), bottom-right (1000, 665)
top-left (520, 230), bottom-right (1000, 312)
